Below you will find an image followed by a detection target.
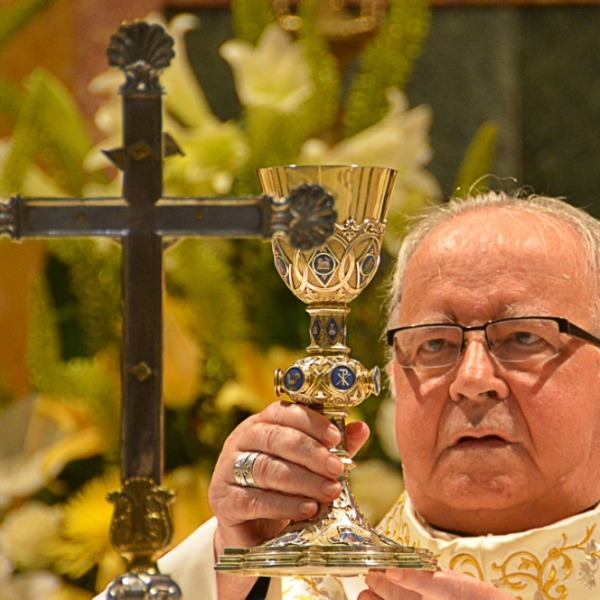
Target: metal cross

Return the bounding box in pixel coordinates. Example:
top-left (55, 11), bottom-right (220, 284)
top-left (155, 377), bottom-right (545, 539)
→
top-left (0, 21), bottom-right (335, 599)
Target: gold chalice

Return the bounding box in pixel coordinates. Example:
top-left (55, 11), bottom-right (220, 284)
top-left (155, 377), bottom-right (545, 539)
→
top-left (216, 165), bottom-right (436, 576)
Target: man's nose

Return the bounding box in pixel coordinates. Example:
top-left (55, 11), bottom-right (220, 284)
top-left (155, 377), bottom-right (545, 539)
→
top-left (448, 335), bottom-right (509, 402)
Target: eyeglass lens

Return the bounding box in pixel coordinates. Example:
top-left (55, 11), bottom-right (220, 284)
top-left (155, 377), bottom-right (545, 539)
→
top-left (393, 318), bottom-right (562, 370)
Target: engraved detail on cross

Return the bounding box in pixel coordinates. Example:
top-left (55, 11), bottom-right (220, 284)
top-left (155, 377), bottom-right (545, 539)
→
top-left (0, 21), bottom-right (336, 597)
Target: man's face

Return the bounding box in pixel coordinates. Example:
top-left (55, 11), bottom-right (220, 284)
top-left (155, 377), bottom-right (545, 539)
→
top-left (390, 207), bottom-right (600, 535)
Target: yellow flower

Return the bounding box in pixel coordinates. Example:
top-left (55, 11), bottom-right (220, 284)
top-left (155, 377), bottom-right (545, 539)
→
top-left (51, 470), bottom-right (125, 593)
top-left (163, 297), bottom-right (203, 410)
top-left (52, 466), bottom-right (212, 592)
top-left (164, 466), bottom-right (212, 547)
top-left (220, 24), bottom-right (313, 114)
top-left (215, 344), bottom-right (304, 414)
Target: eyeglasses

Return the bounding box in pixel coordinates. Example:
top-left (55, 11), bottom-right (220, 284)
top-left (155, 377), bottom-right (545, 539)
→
top-left (387, 316), bottom-right (600, 371)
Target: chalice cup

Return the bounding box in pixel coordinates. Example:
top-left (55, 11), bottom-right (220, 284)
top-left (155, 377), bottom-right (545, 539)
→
top-left (216, 165), bottom-right (436, 576)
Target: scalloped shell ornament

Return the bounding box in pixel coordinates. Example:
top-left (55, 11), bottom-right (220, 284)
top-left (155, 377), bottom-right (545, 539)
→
top-left (107, 21), bottom-right (175, 93)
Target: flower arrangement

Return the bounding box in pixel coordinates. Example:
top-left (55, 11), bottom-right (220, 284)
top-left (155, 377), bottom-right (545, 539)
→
top-left (0, 0), bottom-right (497, 597)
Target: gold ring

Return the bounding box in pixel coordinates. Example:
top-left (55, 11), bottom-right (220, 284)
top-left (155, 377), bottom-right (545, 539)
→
top-left (233, 451), bottom-right (260, 488)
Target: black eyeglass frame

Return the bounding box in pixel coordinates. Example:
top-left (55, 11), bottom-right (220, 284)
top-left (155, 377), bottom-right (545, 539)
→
top-left (386, 316), bottom-right (600, 367)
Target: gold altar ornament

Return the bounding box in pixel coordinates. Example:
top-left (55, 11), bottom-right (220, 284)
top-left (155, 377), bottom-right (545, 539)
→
top-left (216, 165), bottom-right (437, 576)
top-left (274, 0), bottom-right (387, 41)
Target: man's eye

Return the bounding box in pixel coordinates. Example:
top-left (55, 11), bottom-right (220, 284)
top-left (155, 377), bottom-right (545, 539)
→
top-left (420, 338), bottom-right (453, 353)
top-left (511, 331), bottom-right (542, 346)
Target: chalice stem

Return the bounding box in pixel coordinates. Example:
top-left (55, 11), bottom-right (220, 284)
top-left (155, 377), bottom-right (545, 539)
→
top-left (319, 406), bottom-right (355, 472)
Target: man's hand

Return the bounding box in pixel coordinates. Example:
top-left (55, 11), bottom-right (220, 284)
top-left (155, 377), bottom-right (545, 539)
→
top-left (209, 401), bottom-right (370, 552)
top-left (359, 568), bottom-right (516, 599)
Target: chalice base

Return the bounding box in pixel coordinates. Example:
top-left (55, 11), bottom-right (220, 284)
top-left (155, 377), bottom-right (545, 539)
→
top-left (216, 476), bottom-right (437, 576)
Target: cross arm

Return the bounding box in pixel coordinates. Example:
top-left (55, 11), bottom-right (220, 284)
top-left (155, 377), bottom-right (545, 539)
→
top-left (0, 186), bottom-right (337, 249)
top-left (157, 186), bottom-right (337, 248)
top-left (0, 196), bottom-right (130, 238)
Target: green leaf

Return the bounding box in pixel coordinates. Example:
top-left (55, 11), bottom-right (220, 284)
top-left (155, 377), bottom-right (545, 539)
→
top-left (0, 78), bottom-right (23, 122)
top-left (26, 69), bottom-right (93, 195)
top-left (0, 0), bottom-right (54, 52)
top-left (0, 76), bottom-right (40, 195)
top-left (0, 68), bottom-right (93, 196)
top-left (342, 0), bottom-right (430, 138)
top-left (453, 121), bottom-right (499, 198)
top-left (231, 0), bottom-right (274, 44)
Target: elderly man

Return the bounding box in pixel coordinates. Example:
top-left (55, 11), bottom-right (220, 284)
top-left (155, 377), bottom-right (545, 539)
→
top-left (97, 191), bottom-right (600, 599)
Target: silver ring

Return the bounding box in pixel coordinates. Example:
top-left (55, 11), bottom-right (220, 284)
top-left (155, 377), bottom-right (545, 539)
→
top-left (233, 451), bottom-right (260, 488)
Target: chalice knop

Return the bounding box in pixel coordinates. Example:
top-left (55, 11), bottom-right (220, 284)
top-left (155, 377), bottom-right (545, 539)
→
top-left (216, 165), bottom-right (437, 576)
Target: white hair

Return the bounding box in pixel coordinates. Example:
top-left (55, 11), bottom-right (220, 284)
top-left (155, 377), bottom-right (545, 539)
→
top-left (386, 191), bottom-right (600, 330)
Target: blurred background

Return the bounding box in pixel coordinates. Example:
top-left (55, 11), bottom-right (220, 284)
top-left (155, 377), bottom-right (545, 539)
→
top-left (0, 0), bottom-right (598, 597)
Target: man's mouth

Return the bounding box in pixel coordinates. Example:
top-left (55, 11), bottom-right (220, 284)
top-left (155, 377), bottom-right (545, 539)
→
top-left (454, 435), bottom-right (509, 448)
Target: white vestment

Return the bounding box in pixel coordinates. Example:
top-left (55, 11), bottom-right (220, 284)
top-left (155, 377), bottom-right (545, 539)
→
top-left (95, 493), bottom-right (600, 599)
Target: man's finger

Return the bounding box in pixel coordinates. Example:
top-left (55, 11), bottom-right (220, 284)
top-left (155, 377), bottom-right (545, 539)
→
top-left (346, 420), bottom-right (370, 457)
top-left (365, 570), bottom-right (421, 599)
top-left (385, 568), bottom-right (514, 599)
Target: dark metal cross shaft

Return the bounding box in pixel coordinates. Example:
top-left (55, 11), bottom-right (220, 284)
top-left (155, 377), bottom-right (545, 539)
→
top-left (0, 21), bottom-right (335, 598)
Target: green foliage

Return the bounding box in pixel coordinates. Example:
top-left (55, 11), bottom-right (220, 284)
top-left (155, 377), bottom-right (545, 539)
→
top-left (227, 239), bottom-right (307, 351)
top-left (48, 239), bottom-right (122, 357)
top-left (26, 277), bottom-right (121, 455)
top-left (0, 78), bottom-right (22, 123)
top-left (0, 69), bottom-right (95, 196)
top-left (453, 120), bottom-right (499, 198)
top-left (296, 0), bottom-right (341, 140)
top-left (231, 0), bottom-right (274, 44)
top-left (165, 238), bottom-right (248, 361)
top-left (342, 0), bottom-right (430, 138)
top-left (0, 0), bottom-right (54, 52)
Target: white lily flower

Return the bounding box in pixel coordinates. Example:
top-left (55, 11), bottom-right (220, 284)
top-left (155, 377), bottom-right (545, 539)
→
top-left (163, 118), bottom-right (249, 196)
top-left (220, 24), bottom-right (313, 114)
top-left (85, 12), bottom-right (249, 198)
top-left (299, 88), bottom-right (441, 251)
top-left (0, 502), bottom-right (62, 570)
top-left (0, 395), bottom-right (103, 509)
top-left (0, 555), bottom-right (61, 600)
top-left (145, 12), bottom-right (215, 128)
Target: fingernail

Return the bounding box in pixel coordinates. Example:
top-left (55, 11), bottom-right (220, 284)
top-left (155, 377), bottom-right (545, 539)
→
top-left (323, 426), bottom-right (341, 446)
top-left (299, 500), bottom-right (317, 516)
top-left (326, 455), bottom-right (344, 476)
top-left (322, 480), bottom-right (341, 497)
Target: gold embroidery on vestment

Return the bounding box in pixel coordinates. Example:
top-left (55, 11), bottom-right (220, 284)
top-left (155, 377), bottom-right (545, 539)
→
top-left (489, 525), bottom-right (599, 599)
top-left (378, 495), bottom-right (600, 600)
top-left (449, 553), bottom-right (485, 581)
